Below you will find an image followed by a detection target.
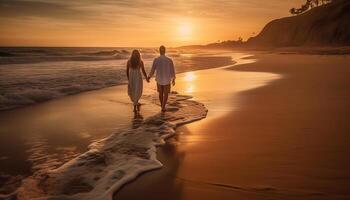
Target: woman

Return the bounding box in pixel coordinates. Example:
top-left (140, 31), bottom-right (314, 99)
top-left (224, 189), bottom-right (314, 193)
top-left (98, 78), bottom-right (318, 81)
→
top-left (127, 50), bottom-right (149, 112)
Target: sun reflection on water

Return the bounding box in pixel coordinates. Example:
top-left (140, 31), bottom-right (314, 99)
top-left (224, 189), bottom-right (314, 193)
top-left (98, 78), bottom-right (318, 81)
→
top-left (185, 85), bottom-right (195, 93)
top-left (184, 71), bottom-right (196, 82)
top-left (183, 72), bottom-right (197, 94)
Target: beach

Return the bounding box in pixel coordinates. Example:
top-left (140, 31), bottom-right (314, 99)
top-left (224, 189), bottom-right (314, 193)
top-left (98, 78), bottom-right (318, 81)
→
top-left (2, 0), bottom-right (350, 199)
top-left (1, 50), bottom-right (350, 199)
top-left (116, 52), bottom-right (350, 200)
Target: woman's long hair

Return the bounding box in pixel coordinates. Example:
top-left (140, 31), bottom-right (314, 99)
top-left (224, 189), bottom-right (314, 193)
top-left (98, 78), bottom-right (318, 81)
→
top-left (129, 49), bottom-right (141, 68)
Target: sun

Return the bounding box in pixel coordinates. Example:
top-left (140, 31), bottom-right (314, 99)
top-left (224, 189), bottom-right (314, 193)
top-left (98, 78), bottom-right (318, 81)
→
top-left (178, 22), bottom-right (193, 39)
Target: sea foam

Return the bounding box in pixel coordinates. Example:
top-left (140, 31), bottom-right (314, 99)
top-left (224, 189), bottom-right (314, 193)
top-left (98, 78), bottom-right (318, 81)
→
top-left (13, 93), bottom-right (207, 200)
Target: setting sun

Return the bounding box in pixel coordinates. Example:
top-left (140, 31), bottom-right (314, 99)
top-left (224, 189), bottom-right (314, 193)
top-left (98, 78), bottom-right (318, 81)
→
top-left (177, 22), bottom-right (193, 40)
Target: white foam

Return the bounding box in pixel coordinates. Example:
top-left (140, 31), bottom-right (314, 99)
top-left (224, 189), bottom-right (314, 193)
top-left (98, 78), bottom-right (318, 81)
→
top-left (14, 94), bottom-right (207, 200)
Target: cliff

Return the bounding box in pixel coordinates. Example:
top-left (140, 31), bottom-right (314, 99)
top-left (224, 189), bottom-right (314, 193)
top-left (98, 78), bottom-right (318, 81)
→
top-left (247, 0), bottom-right (350, 47)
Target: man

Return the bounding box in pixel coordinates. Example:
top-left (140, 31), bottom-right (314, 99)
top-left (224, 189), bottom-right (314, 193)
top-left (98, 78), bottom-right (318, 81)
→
top-left (148, 45), bottom-right (176, 112)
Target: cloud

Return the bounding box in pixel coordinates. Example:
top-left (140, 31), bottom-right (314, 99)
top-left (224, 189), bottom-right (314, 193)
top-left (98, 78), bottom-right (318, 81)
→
top-left (0, 0), bottom-right (224, 22)
top-left (0, 0), bottom-right (93, 20)
top-left (0, 0), bottom-right (299, 46)
top-left (0, 0), bottom-right (293, 23)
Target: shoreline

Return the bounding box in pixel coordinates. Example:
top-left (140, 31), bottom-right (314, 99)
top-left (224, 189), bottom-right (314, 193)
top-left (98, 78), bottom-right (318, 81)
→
top-left (115, 52), bottom-right (350, 200)
top-left (0, 50), bottom-right (234, 111)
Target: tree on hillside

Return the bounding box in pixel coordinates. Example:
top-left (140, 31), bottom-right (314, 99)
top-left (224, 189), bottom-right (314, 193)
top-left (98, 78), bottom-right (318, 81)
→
top-left (290, 0), bottom-right (333, 15)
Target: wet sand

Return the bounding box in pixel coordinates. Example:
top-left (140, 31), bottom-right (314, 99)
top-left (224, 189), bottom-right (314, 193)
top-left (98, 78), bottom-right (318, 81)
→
top-left (0, 84), bottom-right (159, 195)
top-left (116, 53), bottom-right (350, 200)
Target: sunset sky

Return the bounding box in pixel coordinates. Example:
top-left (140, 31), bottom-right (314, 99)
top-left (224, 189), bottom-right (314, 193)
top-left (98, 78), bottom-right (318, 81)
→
top-left (0, 0), bottom-right (303, 47)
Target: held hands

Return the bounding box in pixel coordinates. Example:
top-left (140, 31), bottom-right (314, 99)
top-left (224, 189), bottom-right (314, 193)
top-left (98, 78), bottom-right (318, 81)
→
top-left (145, 76), bottom-right (174, 85)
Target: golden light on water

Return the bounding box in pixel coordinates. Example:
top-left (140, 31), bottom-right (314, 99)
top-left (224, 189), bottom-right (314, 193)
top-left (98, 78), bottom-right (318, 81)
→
top-left (183, 72), bottom-right (197, 93)
top-left (184, 72), bottom-right (196, 82)
top-left (185, 85), bottom-right (196, 93)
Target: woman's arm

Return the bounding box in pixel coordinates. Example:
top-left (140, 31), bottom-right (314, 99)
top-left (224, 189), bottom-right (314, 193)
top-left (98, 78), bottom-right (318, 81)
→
top-left (140, 61), bottom-right (149, 82)
top-left (126, 61), bottom-right (130, 81)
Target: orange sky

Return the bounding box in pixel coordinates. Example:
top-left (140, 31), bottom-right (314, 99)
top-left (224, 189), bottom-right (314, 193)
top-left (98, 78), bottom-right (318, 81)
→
top-left (0, 0), bottom-right (303, 47)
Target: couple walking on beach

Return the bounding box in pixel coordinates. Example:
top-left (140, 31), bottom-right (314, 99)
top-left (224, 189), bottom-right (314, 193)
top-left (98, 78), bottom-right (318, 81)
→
top-left (126, 45), bottom-right (176, 113)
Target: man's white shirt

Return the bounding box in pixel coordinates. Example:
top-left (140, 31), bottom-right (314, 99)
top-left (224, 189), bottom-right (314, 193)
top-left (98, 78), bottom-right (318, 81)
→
top-left (149, 55), bottom-right (175, 85)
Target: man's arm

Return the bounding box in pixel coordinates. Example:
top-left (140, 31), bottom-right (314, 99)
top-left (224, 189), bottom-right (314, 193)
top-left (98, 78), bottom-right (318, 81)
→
top-left (148, 58), bottom-right (157, 79)
top-left (170, 59), bottom-right (176, 86)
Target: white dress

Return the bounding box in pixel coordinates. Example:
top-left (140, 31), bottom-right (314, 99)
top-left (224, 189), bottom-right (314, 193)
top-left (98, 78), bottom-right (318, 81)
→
top-left (128, 65), bottom-right (143, 106)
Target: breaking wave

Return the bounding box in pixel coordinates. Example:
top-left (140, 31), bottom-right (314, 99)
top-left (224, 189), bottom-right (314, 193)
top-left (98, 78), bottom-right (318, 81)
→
top-left (0, 48), bottom-right (154, 65)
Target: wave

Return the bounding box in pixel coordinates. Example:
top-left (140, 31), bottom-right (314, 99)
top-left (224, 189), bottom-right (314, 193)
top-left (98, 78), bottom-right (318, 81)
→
top-left (0, 52), bottom-right (16, 57)
top-left (0, 54), bottom-right (129, 65)
top-left (0, 67), bottom-right (126, 111)
top-left (8, 93), bottom-right (207, 200)
top-left (82, 50), bottom-right (129, 56)
top-left (0, 48), bottom-right (147, 65)
top-left (0, 47), bottom-right (182, 65)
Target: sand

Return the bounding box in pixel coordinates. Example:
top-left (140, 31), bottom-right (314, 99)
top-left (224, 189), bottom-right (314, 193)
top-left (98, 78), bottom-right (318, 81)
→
top-left (115, 53), bottom-right (350, 200)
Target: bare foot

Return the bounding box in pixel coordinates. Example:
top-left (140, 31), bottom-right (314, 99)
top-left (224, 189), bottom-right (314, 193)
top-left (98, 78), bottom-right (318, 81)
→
top-left (136, 103), bottom-right (141, 111)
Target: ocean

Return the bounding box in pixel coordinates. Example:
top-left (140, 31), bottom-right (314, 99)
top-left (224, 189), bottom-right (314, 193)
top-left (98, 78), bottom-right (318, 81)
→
top-left (0, 47), bottom-right (155, 111)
